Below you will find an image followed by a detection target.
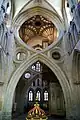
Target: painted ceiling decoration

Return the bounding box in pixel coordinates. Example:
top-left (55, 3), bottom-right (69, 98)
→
top-left (19, 15), bottom-right (58, 51)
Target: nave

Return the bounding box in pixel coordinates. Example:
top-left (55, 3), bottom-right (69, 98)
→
top-left (12, 62), bottom-right (66, 120)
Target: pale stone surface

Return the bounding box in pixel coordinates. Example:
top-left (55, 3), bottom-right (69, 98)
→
top-left (0, 0), bottom-right (80, 120)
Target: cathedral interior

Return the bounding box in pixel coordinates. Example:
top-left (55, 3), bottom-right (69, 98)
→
top-left (0, 0), bottom-right (80, 120)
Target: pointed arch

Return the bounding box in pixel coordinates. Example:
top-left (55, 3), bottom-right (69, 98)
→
top-left (2, 53), bottom-right (72, 119)
top-left (28, 88), bottom-right (34, 101)
top-left (44, 90), bottom-right (48, 101)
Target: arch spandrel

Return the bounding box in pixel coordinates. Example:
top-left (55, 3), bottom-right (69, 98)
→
top-left (12, 0), bottom-right (63, 21)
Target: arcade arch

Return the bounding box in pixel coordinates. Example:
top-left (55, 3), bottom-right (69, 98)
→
top-left (2, 54), bottom-right (73, 119)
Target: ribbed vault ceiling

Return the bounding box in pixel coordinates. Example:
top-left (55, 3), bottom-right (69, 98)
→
top-left (19, 15), bottom-right (58, 50)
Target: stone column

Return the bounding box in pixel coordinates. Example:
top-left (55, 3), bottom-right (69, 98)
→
top-left (0, 111), bottom-right (2, 120)
top-left (71, 84), bottom-right (80, 120)
top-left (19, 94), bottom-right (25, 113)
top-left (2, 112), bottom-right (11, 120)
top-left (56, 86), bottom-right (66, 116)
top-left (15, 85), bottom-right (22, 114)
top-left (49, 82), bottom-right (66, 116)
top-left (49, 83), bottom-right (57, 114)
top-left (0, 83), bottom-right (4, 120)
top-left (7, 29), bottom-right (15, 82)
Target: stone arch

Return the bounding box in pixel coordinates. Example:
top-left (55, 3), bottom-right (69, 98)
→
top-left (14, 7), bottom-right (64, 31)
top-left (2, 54), bottom-right (72, 119)
top-left (28, 88), bottom-right (34, 101)
top-left (13, 6), bottom-right (64, 51)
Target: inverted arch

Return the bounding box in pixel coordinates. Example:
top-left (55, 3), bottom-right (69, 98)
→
top-left (13, 6), bottom-right (64, 31)
top-left (12, 6), bottom-right (64, 55)
top-left (2, 53), bottom-right (72, 119)
top-left (13, 7), bottom-right (64, 48)
top-left (14, 6), bottom-right (64, 32)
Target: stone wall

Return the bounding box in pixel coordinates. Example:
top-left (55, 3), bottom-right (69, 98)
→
top-left (49, 83), bottom-right (65, 116)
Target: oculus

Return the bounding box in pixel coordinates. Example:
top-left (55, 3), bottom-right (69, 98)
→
top-left (16, 52), bottom-right (26, 61)
top-left (52, 51), bottom-right (61, 60)
top-left (25, 73), bottom-right (31, 79)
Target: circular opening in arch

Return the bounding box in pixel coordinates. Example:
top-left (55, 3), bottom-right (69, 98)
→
top-left (16, 52), bottom-right (26, 61)
top-left (25, 73), bottom-right (31, 79)
top-left (52, 51), bottom-right (61, 60)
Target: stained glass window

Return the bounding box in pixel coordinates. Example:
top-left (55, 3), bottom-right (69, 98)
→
top-left (32, 62), bottom-right (41, 72)
top-left (36, 91), bottom-right (40, 101)
top-left (36, 62), bottom-right (41, 71)
top-left (29, 91), bottom-right (33, 101)
top-left (44, 91), bottom-right (48, 101)
top-left (32, 65), bottom-right (35, 70)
